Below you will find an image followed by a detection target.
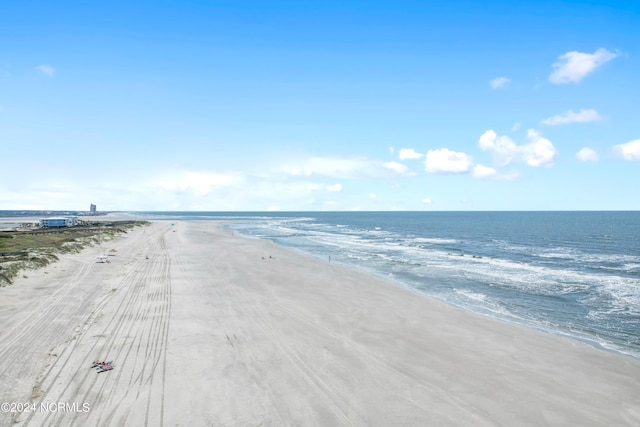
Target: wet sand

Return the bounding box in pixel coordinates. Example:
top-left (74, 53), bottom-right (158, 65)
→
top-left (1, 220), bottom-right (639, 426)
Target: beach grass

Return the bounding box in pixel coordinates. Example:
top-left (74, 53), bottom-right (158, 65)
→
top-left (0, 221), bottom-right (148, 286)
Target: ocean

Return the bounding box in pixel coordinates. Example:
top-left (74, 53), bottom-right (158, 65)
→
top-left (137, 211), bottom-right (640, 359)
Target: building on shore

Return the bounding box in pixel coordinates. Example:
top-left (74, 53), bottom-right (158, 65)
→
top-left (90, 204), bottom-right (97, 215)
top-left (39, 216), bottom-right (78, 228)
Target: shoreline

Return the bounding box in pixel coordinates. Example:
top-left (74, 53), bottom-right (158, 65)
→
top-left (1, 219), bottom-right (639, 426)
top-left (223, 223), bottom-right (640, 361)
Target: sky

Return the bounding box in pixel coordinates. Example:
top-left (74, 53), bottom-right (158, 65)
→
top-left (1, 0), bottom-right (639, 211)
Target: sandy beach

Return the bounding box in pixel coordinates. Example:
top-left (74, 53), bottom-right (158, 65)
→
top-left (1, 219), bottom-right (639, 426)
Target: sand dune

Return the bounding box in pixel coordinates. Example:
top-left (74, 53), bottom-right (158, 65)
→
top-left (1, 220), bottom-right (639, 426)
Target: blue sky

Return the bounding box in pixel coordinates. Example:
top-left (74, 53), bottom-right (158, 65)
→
top-left (1, 0), bottom-right (638, 211)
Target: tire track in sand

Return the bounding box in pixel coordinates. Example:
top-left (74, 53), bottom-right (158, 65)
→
top-left (18, 225), bottom-right (172, 427)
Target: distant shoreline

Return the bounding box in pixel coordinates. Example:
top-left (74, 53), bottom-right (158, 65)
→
top-left (0, 210), bottom-right (111, 218)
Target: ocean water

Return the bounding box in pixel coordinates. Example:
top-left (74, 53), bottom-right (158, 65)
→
top-left (137, 211), bottom-right (640, 358)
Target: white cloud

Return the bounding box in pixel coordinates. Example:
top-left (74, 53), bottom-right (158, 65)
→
top-left (35, 64), bottom-right (56, 76)
top-left (549, 48), bottom-right (617, 84)
top-left (472, 164), bottom-right (520, 180)
top-left (282, 157), bottom-right (375, 179)
top-left (425, 148), bottom-right (473, 174)
top-left (156, 171), bottom-right (243, 196)
top-left (245, 180), bottom-right (337, 210)
top-left (383, 161), bottom-right (414, 176)
top-left (421, 197), bottom-right (432, 204)
top-left (472, 164), bottom-right (497, 179)
top-left (511, 122), bottom-right (521, 131)
top-left (576, 147), bottom-right (599, 162)
top-left (479, 129), bottom-right (556, 168)
top-left (389, 147), bottom-right (395, 154)
top-left (283, 167), bottom-right (313, 176)
top-left (613, 139), bottom-right (640, 161)
top-left (521, 130), bottom-right (556, 167)
top-left (478, 130), bottom-right (518, 166)
top-left (542, 109), bottom-right (601, 125)
top-left (369, 193), bottom-right (377, 199)
top-left (503, 171), bottom-right (520, 180)
top-left (326, 183), bottom-right (343, 192)
top-left (398, 148), bottom-right (423, 160)
top-left (490, 77), bottom-right (510, 89)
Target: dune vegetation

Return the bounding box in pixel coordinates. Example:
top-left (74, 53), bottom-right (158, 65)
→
top-left (0, 221), bottom-right (148, 286)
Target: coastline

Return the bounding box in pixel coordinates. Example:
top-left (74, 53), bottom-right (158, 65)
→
top-left (1, 219), bottom-right (639, 426)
